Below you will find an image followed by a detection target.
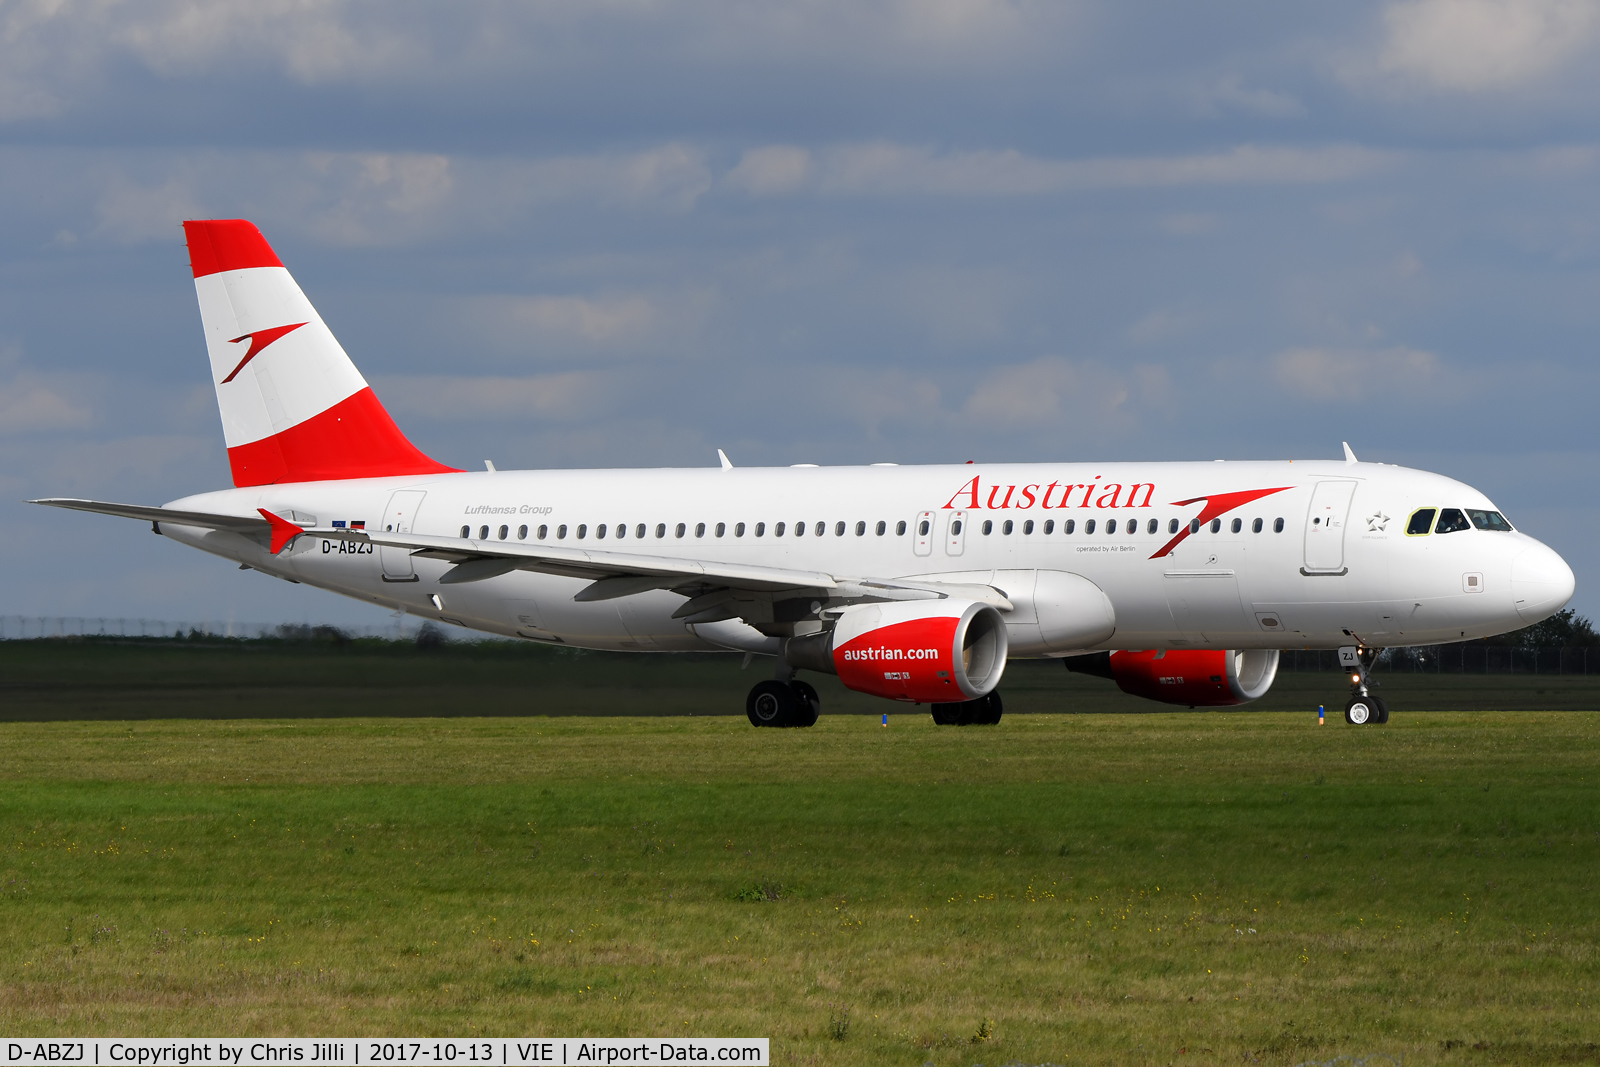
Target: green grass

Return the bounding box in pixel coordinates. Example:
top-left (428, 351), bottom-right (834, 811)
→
top-left (1, 709), bottom-right (1598, 1065)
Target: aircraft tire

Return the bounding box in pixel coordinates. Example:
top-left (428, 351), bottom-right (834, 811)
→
top-left (1372, 695), bottom-right (1389, 724)
top-left (790, 681), bottom-right (821, 727)
top-left (1344, 696), bottom-right (1376, 725)
top-left (960, 691), bottom-right (1002, 726)
top-left (747, 680), bottom-right (798, 727)
top-left (930, 702), bottom-right (963, 725)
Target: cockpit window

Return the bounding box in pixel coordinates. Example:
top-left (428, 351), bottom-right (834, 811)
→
top-left (1406, 508), bottom-right (1435, 536)
top-left (1435, 508), bottom-right (1471, 534)
top-left (1467, 509), bottom-right (1514, 532)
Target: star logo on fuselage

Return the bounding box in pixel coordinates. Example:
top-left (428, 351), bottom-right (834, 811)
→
top-left (220, 322), bottom-right (308, 384)
top-left (1366, 511), bottom-right (1390, 532)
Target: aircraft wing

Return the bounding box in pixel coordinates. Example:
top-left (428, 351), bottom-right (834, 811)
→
top-left (30, 498), bottom-right (271, 532)
top-left (352, 529), bottom-right (1010, 615)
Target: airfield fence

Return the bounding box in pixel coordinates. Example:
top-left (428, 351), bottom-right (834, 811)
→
top-left (1281, 645), bottom-right (1600, 674)
top-left (0, 615), bottom-right (487, 643)
top-left (1, 616), bottom-right (1595, 670)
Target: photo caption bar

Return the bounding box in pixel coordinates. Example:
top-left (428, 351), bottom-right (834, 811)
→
top-left (2, 1040), bottom-right (768, 1067)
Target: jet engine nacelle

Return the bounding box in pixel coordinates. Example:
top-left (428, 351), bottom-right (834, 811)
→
top-left (785, 599), bottom-right (1008, 703)
top-left (1068, 648), bottom-right (1280, 706)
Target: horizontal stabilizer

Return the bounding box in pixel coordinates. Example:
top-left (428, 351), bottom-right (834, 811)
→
top-left (31, 498), bottom-right (269, 532)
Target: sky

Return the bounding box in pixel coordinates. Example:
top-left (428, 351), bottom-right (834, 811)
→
top-left (1, 0), bottom-right (1598, 631)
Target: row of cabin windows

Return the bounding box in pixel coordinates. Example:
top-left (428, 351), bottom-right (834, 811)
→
top-left (458, 515), bottom-right (1290, 542)
top-left (462, 520), bottom-right (913, 541)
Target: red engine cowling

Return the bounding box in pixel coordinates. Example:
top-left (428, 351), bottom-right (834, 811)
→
top-left (1107, 648), bottom-right (1280, 707)
top-left (786, 599), bottom-right (1008, 703)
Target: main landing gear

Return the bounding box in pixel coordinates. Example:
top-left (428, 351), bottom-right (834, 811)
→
top-left (745, 679), bottom-right (821, 728)
top-left (1340, 643), bottom-right (1389, 726)
top-left (931, 691), bottom-right (1003, 726)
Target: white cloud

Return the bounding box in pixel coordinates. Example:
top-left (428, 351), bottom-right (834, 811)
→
top-left (1377, 0), bottom-right (1600, 91)
top-left (724, 146), bottom-right (815, 196)
top-left (460, 287), bottom-right (718, 355)
top-left (1192, 75), bottom-right (1306, 119)
top-left (963, 356), bottom-right (1169, 427)
top-left (727, 142), bottom-right (1395, 197)
top-left (95, 176), bottom-right (207, 244)
top-left (1272, 346), bottom-right (1441, 400)
top-left (372, 372), bottom-right (621, 423)
top-left (0, 373), bottom-right (93, 435)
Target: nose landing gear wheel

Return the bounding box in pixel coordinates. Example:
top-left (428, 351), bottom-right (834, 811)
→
top-left (1345, 694), bottom-right (1387, 725)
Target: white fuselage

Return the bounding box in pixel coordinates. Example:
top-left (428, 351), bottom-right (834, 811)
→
top-left (158, 459), bottom-right (1574, 655)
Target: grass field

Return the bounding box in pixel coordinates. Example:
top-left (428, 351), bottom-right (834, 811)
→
top-left (2, 661), bottom-right (1599, 1064)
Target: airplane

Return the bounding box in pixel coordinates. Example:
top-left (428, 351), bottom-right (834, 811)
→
top-left (35, 220), bottom-right (1576, 728)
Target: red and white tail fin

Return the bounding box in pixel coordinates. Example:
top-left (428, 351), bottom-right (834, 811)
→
top-left (183, 219), bottom-right (458, 487)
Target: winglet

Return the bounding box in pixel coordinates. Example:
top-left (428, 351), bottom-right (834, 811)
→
top-left (1342, 441), bottom-right (1358, 465)
top-left (717, 449), bottom-right (733, 470)
top-left (258, 508), bottom-right (304, 555)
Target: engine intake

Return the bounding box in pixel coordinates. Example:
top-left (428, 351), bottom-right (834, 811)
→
top-left (1065, 648), bottom-right (1280, 707)
top-left (786, 599), bottom-right (1008, 702)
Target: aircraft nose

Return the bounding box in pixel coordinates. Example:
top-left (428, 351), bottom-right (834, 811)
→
top-left (1511, 541), bottom-right (1576, 624)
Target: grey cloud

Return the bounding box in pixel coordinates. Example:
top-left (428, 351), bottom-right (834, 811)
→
top-left (727, 143), bottom-right (1398, 198)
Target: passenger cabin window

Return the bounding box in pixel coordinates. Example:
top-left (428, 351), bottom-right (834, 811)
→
top-left (518, 525), bottom-right (528, 539)
top-left (835, 521), bottom-right (846, 536)
top-left (635, 524), bottom-right (646, 539)
top-left (815, 521), bottom-right (825, 536)
top-left (1106, 519), bottom-right (1117, 534)
top-left (856, 521), bottom-right (866, 536)
top-left (460, 525), bottom-right (469, 538)
top-left (1043, 519), bottom-right (1054, 534)
top-left (1148, 518), bottom-right (1158, 534)
top-left (1190, 519), bottom-right (1201, 534)
top-left (794, 521), bottom-right (805, 537)
top-left (695, 522), bottom-right (706, 537)
top-left (982, 520), bottom-right (993, 535)
top-left (1002, 519), bottom-right (1013, 535)
top-left (1023, 519), bottom-right (1034, 534)
top-left (577, 524), bottom-right (587, 539)
top-left (875, 521), bottom-right (886, 535)
top-left (1169, 518), bottom-right (1179, 534)
top-left (1231, 518), bottom-right (1242, 534)
top-left (499, 525), bottom-right (509, 540)
top-left (655, 523), bottom-right (666, 538)
top-left (615, 524), bottom-right (625, 538)
top-left (775, 522), bottom-right (786, 536)
top-left (676, 523), bottom-right (687, 538)
top-left (1085, 519), bottom-right (1096, 534)
top-left (537, 525), bottom-right (548, 539)
top-left (1435, 508), bottom-right (1471, 534)
top-left (1468, 509), bottom-right (1514, 532)
top-left (1251, 518), bottom-right (1262, 533)
top-left (1406, 508), bottom-right (1436, 536)
top-left (1210, 519), bottom-right (1222, 533)
top-left (479, 525), bottom-right (490, 539)
top-left (1064, 519), bottom-right (1075, 534)
top-left (595, 524), bottom-right (606, 539)
top-left (753, 522), bottom-right (764, 536)
top-left (917, 520), bottom-right (929, 536)
top-left (557, 525), bottom-right (568, 539)
top-left (896, 520), bottom-right (906, 535)
top-left (1273, 517), bottom-right (1284, 533)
